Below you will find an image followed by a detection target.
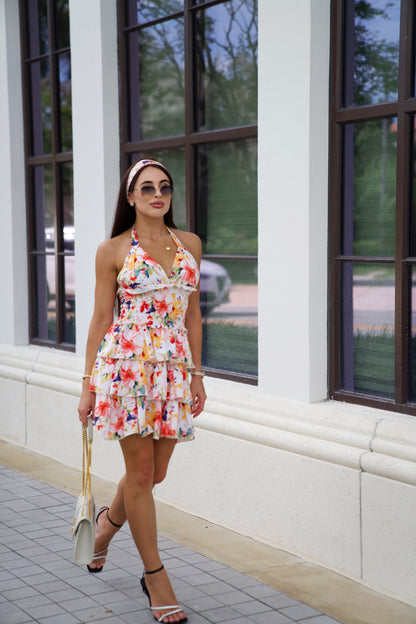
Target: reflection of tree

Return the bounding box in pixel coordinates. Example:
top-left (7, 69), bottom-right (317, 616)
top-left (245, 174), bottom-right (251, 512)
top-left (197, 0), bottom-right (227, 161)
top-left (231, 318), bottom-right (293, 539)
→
top-left (346, 2), bottom-right (398, 256)
top-left (137, 18), bottom-right (185, 139)
top-left (353, 120), bottom-right (396, 256)
top-left (352, 1), bottom-right (399, 105)
top-left (196, 0), bottom-right (257, 129)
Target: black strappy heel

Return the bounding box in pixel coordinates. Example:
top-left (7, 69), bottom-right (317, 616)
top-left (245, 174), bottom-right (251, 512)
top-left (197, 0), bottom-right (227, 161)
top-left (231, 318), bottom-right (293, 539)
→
top-left (87, 506), bottom-right (123, 573)
top-left (140, 564), bottom-right (188, 623)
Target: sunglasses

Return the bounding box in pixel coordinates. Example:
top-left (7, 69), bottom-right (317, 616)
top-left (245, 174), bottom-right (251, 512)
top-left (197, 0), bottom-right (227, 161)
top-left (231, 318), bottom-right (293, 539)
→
top-left (135, 184), bottom-right (173, 198)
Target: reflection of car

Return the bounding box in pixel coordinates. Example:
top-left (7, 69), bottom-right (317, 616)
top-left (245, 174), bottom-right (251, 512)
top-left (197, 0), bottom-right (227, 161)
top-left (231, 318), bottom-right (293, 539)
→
top-left (45, 227), bottom-right (231, 312)
top-left (199, 259), bottom-right (231, 312)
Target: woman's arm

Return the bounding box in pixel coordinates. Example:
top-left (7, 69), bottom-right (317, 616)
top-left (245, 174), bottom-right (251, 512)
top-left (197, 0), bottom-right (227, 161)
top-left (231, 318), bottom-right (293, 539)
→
top-left (77, 240), bottom-right (118, 425)
top-left (184, 234), bottom-right (207, 418)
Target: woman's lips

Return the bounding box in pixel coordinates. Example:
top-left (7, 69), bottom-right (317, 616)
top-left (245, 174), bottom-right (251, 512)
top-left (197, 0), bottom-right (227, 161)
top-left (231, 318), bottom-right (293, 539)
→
top-left (151, 202), bottom-right (164, 208)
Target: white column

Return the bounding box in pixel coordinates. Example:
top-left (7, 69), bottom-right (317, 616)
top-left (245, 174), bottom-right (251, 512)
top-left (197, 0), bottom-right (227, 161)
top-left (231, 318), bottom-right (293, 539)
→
top-left (0, 1), bottom-right (28, 345)
top-left (258, 0), bottom-right (330, 402)
top-left (69, 0), bottom-right (120, 356)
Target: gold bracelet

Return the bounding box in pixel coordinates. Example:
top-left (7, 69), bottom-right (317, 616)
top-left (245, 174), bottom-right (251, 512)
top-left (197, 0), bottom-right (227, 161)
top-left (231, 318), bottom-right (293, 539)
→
top-left (190, 370), bottom-right (205, 378)
top-left (82, 374), bottom-right (91, 381)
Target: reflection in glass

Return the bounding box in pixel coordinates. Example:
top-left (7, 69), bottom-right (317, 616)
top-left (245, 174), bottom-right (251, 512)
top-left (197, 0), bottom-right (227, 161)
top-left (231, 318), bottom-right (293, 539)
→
top-left (196, 140), bottom-right (257, 255)
top-left (59, 52), bottom-right (72, 152)
top-left (124, 0), bottom-right (183, 26)
top-left (126, 19), bottom-right (185, 141)
top-left (409, 267), bottom-right (416, 401)
top-left (64, 255), bottom-right (75, 344)
top-left (342, 119), bottom-right (396, 257)
top-left (194, 0), bottom-right (257, 131)
top-left (201, 258), bottom-right (257, 376)
top-left (29, 59), bottom-right (51, 155)
top-left (343, 0), bottom-right (400, 107)
top-left (341, 262), bottom-right (395, 398)
top-left (56, 0), bottom-right (70, 49)
top-left (411, 116), bottom-right (416, 256)
top-left (32, 165), bottom-right (54, 251)
top-left (26, 0), bottom-right (49, 57)
top-left (61, 162), bottom-right (74, 232)
top-left (33, 254), bottom-right (55, 341)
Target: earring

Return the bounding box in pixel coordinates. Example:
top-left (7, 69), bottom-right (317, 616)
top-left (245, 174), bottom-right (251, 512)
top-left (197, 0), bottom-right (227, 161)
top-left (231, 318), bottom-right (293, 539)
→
top-left (129, 202), bottom-right (134, 207)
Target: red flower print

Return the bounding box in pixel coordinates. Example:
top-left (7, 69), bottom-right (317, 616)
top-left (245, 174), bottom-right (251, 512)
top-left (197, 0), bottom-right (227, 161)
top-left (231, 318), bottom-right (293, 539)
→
top-left (120, 367), bottom-right (139, 387)
top-left (95, 398), bottom-right (111, 418)
top-left (119, 334), bottom-right (136, 356)
top-left (153, 291), bottom-right (173, 318)
top-left (179, 260), bottom-right (197, 286)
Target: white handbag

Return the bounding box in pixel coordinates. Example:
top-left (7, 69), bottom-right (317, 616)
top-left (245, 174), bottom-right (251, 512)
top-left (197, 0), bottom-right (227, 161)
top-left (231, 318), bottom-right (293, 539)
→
top-left (72, 417), bottom-right (96, 565)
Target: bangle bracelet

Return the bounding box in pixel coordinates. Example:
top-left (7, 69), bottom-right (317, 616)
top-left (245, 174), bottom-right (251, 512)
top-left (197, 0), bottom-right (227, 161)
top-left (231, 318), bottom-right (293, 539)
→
top-left (190, 370), bottom-right (205, 378)
top-left (82, 374), bottom-right (91, 381)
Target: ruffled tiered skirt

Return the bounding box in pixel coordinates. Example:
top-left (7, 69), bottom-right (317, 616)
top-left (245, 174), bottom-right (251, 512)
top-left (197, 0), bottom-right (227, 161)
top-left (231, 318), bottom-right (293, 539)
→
top-left (90, 321), bottom-right (195, 441)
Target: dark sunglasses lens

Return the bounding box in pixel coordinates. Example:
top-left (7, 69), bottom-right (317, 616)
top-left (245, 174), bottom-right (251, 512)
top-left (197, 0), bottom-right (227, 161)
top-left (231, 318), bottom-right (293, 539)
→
top-left (140, 186), bottom-right (155, 197)
top-left (140, 185), bottom-right (173, 197)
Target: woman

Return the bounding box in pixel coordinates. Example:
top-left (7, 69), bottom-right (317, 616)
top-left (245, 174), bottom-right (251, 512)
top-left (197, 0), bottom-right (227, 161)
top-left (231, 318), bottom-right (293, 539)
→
top-left (77, 158), bottom-right (206, 624)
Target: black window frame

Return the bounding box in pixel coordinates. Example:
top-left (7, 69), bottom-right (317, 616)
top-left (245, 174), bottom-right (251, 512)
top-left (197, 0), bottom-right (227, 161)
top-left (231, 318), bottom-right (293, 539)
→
top-left (329, 0), bottom-right (416, 415)
top-left (118, 0), bottom-right (258, 385)
top-left (19, 0), bottom-right (74, 350)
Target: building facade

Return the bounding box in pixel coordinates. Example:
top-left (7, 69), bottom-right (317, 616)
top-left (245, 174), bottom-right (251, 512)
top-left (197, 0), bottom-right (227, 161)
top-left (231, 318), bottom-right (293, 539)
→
top-left (1, 0), bottom-right (416, 606)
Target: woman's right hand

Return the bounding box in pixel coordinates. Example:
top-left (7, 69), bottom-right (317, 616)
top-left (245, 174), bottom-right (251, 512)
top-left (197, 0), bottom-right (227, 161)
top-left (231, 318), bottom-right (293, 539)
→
top-left (77, 383), bottom-right (96, 427)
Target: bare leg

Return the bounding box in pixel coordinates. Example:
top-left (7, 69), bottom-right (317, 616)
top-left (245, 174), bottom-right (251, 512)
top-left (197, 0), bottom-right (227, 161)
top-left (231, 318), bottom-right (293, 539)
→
top-left (120, 434), bottom-right (185, 623)
top-left (88, 438), bottom-right (177, 571)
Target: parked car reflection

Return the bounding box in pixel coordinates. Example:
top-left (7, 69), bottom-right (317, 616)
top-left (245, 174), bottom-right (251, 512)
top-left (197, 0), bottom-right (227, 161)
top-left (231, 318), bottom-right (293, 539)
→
top-left (44, 227), bottom-right (231, 312)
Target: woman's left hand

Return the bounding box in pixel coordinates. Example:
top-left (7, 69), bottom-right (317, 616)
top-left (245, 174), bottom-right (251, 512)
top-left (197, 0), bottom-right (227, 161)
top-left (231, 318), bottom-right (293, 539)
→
top-left (190, 375), bottom-right (206, 418)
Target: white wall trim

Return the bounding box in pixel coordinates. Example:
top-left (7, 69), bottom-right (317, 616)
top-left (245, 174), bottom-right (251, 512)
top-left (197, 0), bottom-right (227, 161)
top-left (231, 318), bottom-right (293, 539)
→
top-left (2, 345), bottom-right (416, 486)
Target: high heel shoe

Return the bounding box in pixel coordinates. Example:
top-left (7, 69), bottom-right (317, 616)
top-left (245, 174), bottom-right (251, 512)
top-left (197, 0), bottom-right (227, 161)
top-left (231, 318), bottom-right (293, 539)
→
top-left (86, 506), bottom-right (123, 573)
top-left (140, 564), bottom-right (188, 623)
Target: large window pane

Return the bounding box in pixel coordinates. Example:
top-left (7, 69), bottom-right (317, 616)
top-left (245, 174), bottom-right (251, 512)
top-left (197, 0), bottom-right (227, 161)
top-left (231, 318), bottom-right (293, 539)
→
top-left (126, 19), bottom-right (185, 141)
top-left (341, 262), bottom-right (395, 398)
top-left (33, 254), bottom-right (55, 341)
top-left (29, 59), bottom-right (52, 155)
top-left (342, 119), bottom-right (396, 257)
top-left (56, 0), bottom-right (70, 49)
top-left (26, 0), bottom-right (48, 57)
top-left (194, 0), bottom-right (257, 131)
top-left (31, 165), bottom-right (54, 252)
top-left (343, 0), bottom-right (400, 107)
top-left (64, 255), bottom-right (75, 343)
top-left (59, 52), bottom-right (72, 152)
top-left (201, 258), bottom-right (257, 376)
top-left (61, 162), bottom-right (74, 231)
top-left (196, 140), bottom-right (257, 255)
top-left (409, 266), bottom-right (416, 402)
top-left (411, 115), bottom-right (416, 256)
top-left (125, 0), bottom-right (183, 26)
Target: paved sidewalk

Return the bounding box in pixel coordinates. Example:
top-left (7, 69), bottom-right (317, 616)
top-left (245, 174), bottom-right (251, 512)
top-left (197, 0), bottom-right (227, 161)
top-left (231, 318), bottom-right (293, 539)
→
top-left (0, 463), bottom-right (342, 624)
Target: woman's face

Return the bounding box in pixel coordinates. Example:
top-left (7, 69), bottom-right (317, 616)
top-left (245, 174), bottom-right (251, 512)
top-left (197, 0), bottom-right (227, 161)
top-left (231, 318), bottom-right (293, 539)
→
top-left (128, 166), bottom-right (172, 220)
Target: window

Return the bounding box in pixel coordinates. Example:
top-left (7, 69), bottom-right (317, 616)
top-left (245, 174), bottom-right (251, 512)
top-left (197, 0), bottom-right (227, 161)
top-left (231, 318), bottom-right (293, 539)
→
top-left (119, 0), bottom-right (258, 382)
top-left (329, 0), bottom-right (416, 414)
top-left (20, 0), bottom-right (74, 349)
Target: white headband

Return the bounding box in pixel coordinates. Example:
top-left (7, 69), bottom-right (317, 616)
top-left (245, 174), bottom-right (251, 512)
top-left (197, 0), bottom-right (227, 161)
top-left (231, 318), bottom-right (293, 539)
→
top-left (126, 159), bottom-right (165, 198)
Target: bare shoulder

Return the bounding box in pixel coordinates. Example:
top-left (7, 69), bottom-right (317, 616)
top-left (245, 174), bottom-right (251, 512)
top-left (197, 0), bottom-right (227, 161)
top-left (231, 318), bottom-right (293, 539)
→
top-left (173, 229), bottom-right (202, 261)
top-left (96, 229), bottom-right (131, 272)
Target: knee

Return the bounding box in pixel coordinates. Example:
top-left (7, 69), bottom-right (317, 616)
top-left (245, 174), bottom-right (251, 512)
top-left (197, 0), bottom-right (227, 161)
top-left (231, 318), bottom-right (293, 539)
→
top-left (126, 462), bottom-right (154, 494)
top-left (153, 466), bottom-right (167, 485)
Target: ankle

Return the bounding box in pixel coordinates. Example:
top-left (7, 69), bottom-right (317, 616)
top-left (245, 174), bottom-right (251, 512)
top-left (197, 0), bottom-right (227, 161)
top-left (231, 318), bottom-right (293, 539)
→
top-left (107, 508), bottom-right (123, 529)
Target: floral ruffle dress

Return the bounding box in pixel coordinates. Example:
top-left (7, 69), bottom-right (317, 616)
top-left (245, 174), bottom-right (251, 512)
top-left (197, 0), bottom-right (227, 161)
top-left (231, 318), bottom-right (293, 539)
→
top-left (89, 226), bottom-right (200, 441)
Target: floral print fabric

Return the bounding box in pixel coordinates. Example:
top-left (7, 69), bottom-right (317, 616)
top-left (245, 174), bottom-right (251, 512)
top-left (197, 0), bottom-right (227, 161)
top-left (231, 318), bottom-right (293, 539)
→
top-left (90, 226), bottom-right (200, 441)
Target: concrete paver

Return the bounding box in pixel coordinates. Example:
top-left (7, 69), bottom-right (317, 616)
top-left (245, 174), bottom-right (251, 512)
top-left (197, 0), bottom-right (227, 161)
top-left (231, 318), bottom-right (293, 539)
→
top-left (0, 464), bottom-right (342, 624)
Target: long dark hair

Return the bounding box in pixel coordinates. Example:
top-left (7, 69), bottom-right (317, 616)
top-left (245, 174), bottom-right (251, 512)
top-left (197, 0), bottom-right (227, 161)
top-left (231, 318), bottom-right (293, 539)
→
top-left (110, 157), bottom-right (177, 239)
